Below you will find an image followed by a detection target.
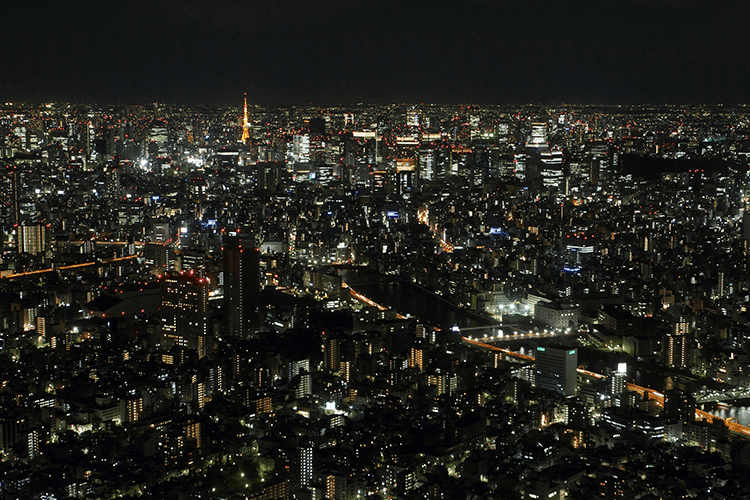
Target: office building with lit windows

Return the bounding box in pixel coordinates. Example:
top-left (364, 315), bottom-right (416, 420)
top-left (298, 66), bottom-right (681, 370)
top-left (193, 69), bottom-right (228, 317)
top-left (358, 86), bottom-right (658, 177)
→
top-left (159, 271), bottom-right (209, 352)
top-left (535, 347), bottom-right (578, 396)
top-left (664, 318), bottom-right (689, 368)
top-left (17, 224), bottom-right (50, 256)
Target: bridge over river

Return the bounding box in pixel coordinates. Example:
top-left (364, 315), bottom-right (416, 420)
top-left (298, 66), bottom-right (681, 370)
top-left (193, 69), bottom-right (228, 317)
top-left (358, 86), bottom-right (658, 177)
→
top-left (463, 337), bottom-right (750, 439)
top-left (341, 269), bottom-right (750, 439)
top-left (693, 387), bottom-right (750, 404)
top-left (457, 325), bottom-right (580, 343)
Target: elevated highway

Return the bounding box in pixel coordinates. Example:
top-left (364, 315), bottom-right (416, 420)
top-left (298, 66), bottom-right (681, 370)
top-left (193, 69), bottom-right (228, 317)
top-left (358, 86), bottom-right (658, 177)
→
top-left (1, 255), bottom-right (138, 280)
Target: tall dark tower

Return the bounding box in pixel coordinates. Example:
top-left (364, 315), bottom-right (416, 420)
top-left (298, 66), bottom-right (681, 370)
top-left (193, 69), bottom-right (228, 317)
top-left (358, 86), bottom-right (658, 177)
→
top-left (5, 166), bottom-right (20, 226)
top-left (742, 211), bottom-right (750, 241)
top-left (223, 238), bottom-right (260, 337)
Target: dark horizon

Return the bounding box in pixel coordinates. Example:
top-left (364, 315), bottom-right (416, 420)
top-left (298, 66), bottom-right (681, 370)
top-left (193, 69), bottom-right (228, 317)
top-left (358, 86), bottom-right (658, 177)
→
top-left (3, 99), bottom-right (750, 109)
top-left (3, 0), bottom-right (749, 106)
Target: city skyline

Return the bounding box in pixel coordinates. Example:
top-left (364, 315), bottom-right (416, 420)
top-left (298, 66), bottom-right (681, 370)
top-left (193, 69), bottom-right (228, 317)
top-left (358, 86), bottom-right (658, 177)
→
top-left (2, 1), bottom-right (750, 494)
top-left (2, 97), bottom-right (750, 498)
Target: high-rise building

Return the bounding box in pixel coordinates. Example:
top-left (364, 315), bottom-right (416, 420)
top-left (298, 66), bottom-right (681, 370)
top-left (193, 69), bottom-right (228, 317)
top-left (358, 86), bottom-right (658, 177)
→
top-left (292, 134), bottom-right (310, 164)
top-left (223, 240), bottom-right (260, 337)
top-left (121, 396), bottom-right (143, 423)
top-left (513, 152), bottom-right (526, 180)
top-left (35, 316), bottom-right (47, 343)
top-left (257, 161), bottom-right (285, 191)
top-left (297, 373), bottom-right (312, 399)
top-left (179, 248), bottom-right (207, 275)
top-left (340, 361), bottom-right (351, 383)
top-left (527, 122), bottom-right (548, 148)
top-left (608, 366), bottom-right (628, 406)
top-left (144, 243), bottom-right (174, 272)
top-left (326, 474), bottom-right (350, 500)
top-left (290, 357), bottom-right (313, 399)
top-left (674, 318), bottom-right (689, 336)
top-left (406, 108), bottom-right (419, 128)
top-left (663, 389), bottom-right (695, 423)
top-left (105, 165), bottom-right (121, 200)
top-left (151, 221), bottom-right (171, 243)
top-left (418, 146), bottom-right (436, 181)
top-left (409, 346), bottom-right (425, 371)
top-left (665, 318), bottom-right (689, 368)
top-left (299, 446), bottom-right (313, 489)
top-left (18, 224), bottom-right (51, 256)
top-left (196, 381), bottom-right (207, 409)
top-left (664, 333), bottom-right (687, 368)
top-left (0, 415), bottom-right (27, 453)
top-left (325, 336), bottom-right (341, 372)
top-left (396, 158), bottom-right (417, 198)
top-left (540, 149), bottom-right (564, 189)
top-left (209, 364), bottom-right (225, 395)
top-left (534, 347), bottom-right (578, 396)
top-left (289, 358), bottom-right (310, 380)
top-left (742, 212), bottom-right (750, 241)
top-left (608, 365), bottom-right (627, 397)
top-left (4, 166), bottom-right (20, 225)
top-left (185, 419), bottom-right (203, 449)
top-left (469, 115), bottom-right (480, 139)
top-left (159, 271), bottom-right (209, 351)
top-left (26, 429), bottom-right (40, 460)
top-left (316, 163), bottom-right (335, 186)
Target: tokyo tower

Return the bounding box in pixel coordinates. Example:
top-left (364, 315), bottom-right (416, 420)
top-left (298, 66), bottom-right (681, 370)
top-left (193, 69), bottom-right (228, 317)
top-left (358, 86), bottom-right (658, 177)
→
top-left (241, 93), bottom-right (250, 144)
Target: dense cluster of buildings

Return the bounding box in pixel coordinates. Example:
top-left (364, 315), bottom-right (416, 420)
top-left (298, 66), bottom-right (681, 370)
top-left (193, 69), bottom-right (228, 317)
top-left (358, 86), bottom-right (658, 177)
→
top-left (1, 101), bottom-right (750, 498)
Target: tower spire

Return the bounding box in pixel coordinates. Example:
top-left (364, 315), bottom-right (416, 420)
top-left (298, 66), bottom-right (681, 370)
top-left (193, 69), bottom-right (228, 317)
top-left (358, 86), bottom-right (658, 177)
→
top-left (241, 93), bottom-right (250, 144)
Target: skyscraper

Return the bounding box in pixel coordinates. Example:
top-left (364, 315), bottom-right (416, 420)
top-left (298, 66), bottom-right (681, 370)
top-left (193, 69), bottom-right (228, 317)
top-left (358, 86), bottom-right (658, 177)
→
top-left (664, 333), bottom-right (687, 368)
top-left (664, 318), bottom-right (689, 368)
top-left (527, 122), bottom-right (548, 148)
top-left (534, 347), bottom-right (578, 396)
top-left (257, 161), bottom-right (285, 191)
top-left (159, 271), bottom-right (209, 352)
top-left (742, 212), bottom-right (750, 241)
top-left (105, 165), bottom-right (121, 200)
top-left (4, 166), bottom-right (20, 225)
top-left (299, 446), bottom-right (313, 489)
top-left (663, 389), bottom-right (695, 423)
top-left (18, 224), bottom-right (50, 257)
top-left (223, 239), bottom-right (260, 337)
top-left (539, 149), bottom-right (564, 189)
top-left (325, 336), bottom-right (341, 372)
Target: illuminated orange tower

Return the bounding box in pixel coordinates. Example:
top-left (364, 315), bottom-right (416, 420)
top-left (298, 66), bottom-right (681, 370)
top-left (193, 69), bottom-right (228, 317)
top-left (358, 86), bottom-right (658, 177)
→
top-left (241, 93), bottom-right (250, 144)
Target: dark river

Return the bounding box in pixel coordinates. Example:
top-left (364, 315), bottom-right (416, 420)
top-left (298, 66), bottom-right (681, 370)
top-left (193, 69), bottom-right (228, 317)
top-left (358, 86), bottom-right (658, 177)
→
top-left (337, 268), bottom-right (496, 331)
top-left (336, 271), bottom-right (750, 426)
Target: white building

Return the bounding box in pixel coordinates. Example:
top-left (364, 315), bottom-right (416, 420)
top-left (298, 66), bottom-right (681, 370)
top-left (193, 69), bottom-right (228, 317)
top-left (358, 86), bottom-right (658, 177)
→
top-left (533, 302), bottom-right (579, 330)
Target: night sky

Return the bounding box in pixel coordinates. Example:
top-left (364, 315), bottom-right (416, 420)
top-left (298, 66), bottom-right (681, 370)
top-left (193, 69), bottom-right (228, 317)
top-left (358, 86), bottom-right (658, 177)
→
top-left (2, 0), bottom-right (749, 105)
